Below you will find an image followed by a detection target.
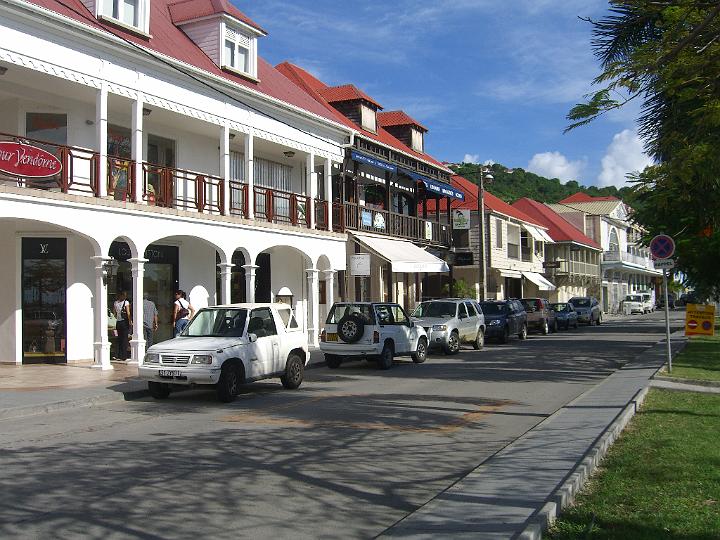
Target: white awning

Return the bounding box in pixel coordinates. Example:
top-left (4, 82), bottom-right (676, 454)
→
top-left (499, 269), bottom-right (522, 278)
top-left (351, 232), bottom-right (449, 273)
top-left (522, 271), bottom-right (557, 291)
top-left (523, 225), bottom-right (554, 244)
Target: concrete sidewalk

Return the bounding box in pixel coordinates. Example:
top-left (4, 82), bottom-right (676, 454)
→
top-left (380, 333), bottom-right (689, 539)
top-left (0, 348), bottom-right (327, 420)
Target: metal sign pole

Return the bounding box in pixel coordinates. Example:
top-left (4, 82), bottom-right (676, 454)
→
top-left (663, 268), bottom-right (672, 372)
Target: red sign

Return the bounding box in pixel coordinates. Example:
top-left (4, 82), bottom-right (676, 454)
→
top-left (0, 141), bottom-right (62, 178)
top-left (687, 320), bottom-right (698, 330)
top-left (650, 234), bottom-right (675, 260)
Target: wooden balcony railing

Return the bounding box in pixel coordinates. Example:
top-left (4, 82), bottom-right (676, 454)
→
top-left (315, 199), bottom-right (328, 231)
top-left (142, 163), bottom-right (223, 214)
top-left (229, 180), bottom-right (249, 218)
top-left (339, 202), bottom-right (449, 245)
top-left (253, 185), bottom-right (310, 227)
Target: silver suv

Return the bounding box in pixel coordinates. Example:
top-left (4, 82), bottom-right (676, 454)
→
top-left (411, 298), bottom-right (486, 354)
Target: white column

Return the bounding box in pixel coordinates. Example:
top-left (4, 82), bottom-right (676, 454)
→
top-left (91, 256), bottom-right (113, 370)
top-left (323, 269), bottom-right (336, 307)
top-left (244, 134), bottom-right (254, 219)
top-left (131, 96), bottom-right (143, 203)
top-left (307, 152), bottom-right (317, 229)
top-left (242, 264), bottom-right (258, 302)
top-left (220, 125), bottom-right (230, 215)
top-left (96, 84), bottom-right (108, 197)
top-left (129, 258), bottom-right (148, 365)
top-left (325, 157), bottom-right (333, 230)
top-left (306, 268), bottom-right (320, 346)
top-left (218, 262), bottom-right (234, 304)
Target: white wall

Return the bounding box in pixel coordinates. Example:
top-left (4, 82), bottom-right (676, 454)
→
top-left (269, 248), bottom-right (308, 329)
top-left (66, 236), bottom-right (96, 362)
top-left (0, 229), bottom-right (17, 363)
top-left (179, 239), bottom-right (217, 312)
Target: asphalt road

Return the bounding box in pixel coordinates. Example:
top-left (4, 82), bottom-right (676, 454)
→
top-left (0, 311), bottom-right (684, 540)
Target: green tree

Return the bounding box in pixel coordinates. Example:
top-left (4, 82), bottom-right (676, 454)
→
top-left (567, 1), bottom-right (720, 298)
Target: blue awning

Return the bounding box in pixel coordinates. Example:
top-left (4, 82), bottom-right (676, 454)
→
top-left (350, 150), bottom-right (396, 173)
top-left (400, 168), bottom-right (465, 201)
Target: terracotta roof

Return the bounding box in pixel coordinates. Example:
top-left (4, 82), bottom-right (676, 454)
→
top-left (422, 175), bottom-right (546, 227)
top-left (512, 198), bottom-right (601, 249)
top-left (276, 62), bottom-right (451, 172)
top-left (318, 85), bottom-right (383, 109)
top-left (377, 110), bottom-right (427, 132)
top-left (168, 0), bottom-right (266, 34)
top-left (559, 192), bottom-right (619, 203)
top-left (24, 0), bottom-right (340, 125)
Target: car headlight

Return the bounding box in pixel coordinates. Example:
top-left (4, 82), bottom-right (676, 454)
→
top-left (489, 320), bottom-right (502, 326)
top-left (432, 324), bottom-right (447, 331)
top-left (144, 353), bottom-right (160, 364)
top-left (191, 354), bottom-right (213, 365)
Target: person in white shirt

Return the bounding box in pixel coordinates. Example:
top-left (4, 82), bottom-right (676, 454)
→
top-left (173, 290), bottom-right (194, 337)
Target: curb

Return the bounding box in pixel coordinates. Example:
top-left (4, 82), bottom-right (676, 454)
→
top-left (652, 374), bottom-right (720, 388)
top-left (518, 386), bottom-right (650, 540)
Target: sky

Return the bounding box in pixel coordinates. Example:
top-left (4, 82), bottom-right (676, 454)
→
top-left (241, 0), bottom-right (654, 188)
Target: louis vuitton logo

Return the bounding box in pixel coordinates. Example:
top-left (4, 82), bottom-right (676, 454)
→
top-left (40, 243), bottom-right (49, 254)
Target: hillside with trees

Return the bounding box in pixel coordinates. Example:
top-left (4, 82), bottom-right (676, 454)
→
top-left (451, 162), bottom-right (634, 204)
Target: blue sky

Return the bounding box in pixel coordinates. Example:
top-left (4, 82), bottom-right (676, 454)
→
top-left (243, 0), bottom-right (653, 188)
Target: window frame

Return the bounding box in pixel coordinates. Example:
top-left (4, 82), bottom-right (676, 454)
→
top-left (222, 23), bottom-right (257, 79)
top-left (495, 218), bottom-right (504, 249)
top-left (98, 0), bottom-right (150, 35)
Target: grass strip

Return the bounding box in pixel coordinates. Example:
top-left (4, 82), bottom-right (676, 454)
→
top-left (666, 321), bottom-right (720, 382)
top-left (548, 389), bottom-right (720, 539)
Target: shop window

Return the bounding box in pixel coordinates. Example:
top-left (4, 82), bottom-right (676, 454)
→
top-left (108, 124), bottom-right (131, 158)
top-left (223, 26), bottom-right (257, 78)
top-left (26, 113), bottom-right (67, 146)
top-left (363, 184), bottom-right (385, 209)
top-left (452, 229), bottom-right (469, 248)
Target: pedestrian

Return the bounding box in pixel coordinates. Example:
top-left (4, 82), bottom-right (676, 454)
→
top-left (173, 290), bottom-right (194, 337)
top-left (142, 292), bottom-right (159, 347)
top-left (113, 291), bottom-right (132, 360)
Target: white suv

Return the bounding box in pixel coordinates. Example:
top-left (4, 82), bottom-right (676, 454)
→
top-left (319, 302), bottom-right (428, 370)
top-left (139, 303), bottom-right (308, 402)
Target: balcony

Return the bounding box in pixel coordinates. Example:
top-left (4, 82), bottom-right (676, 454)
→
top-left (550, 259), bottom-right (600, 277)
top-left (602, 250), bottom-right (655, 270)
top-left (0, 132), bottom-right (449, 245)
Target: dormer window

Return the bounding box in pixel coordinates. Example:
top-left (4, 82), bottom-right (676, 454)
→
top-left (96, 0), bottom-right (150, 34)
top-left (361, 103), bottom-right (377, 132)
top-left (222, 25), bottom-right (257, 79)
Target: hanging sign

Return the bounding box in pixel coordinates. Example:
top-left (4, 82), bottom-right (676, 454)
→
top-left (452, 209), bottom-right (471, 230)
top-left (350, 253), bottom-right (371, 276)
top-left (0, 141), bottom-right (62, 178)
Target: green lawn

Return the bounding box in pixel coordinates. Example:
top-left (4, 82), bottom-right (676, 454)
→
top-left (665, 322), bottom-right (720, 382)
top-left (547, 389), bottom-right (720, 539)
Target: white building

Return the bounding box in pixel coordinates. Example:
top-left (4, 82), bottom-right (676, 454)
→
top-left (547, 193), bottom-right (661, 313)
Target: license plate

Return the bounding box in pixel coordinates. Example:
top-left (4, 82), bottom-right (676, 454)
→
top-left (158, 370), bottom-right (181, 377)
top-left (326, 333), bottom-right (338, 342)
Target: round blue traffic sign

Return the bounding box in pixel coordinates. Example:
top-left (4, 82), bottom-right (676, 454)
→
top-left (650, 234), bottom-right (675, 260)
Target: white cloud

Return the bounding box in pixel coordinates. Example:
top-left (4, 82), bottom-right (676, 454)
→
top-left (527, 151), bottom-right (586, 181)
top-left (597, 129), bottom-right (654, 187)
top-left (463, 154), bottom-right (480, 163)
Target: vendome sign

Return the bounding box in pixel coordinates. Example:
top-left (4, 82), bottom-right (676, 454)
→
top-left (0, 141), bottom-right (62, 178)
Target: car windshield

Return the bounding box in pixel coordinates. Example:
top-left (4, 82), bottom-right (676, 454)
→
top-left (412, 301), bottom-right (456, 318)
top-left (521, 300), bottom-right (538, 312)
top-left (570, 298), bottom-right (591, 308)
top-left (326, 304), bottom-right (376, 324)
top-left (550, 303), bottom-right (568, 312)
top-left (626, 295), bottom-right (643, 302)
top-left (479, 302), bottom-right (508, 315)
top-left (182, 308), bottom-right (248, 338)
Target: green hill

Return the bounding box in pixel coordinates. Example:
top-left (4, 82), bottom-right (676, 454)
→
top-left (451, 163), bottom-right (633, 204)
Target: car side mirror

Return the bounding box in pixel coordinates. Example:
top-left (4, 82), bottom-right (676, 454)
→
top-left (248, 333), bottom-right (258, 343)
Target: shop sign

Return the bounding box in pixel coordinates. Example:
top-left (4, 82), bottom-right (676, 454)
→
top-left (350, 253), bottom-right (371, 276)
top-left (685, 303), bottom-right (716, 336)
top-left (361, 210), bottom-right (372, 227)
top-left (452, 209), bottom-right (471, 230)
top-left (425, 221), bottom-right (433, 240)
top-left (0, 141), bottom-right (62, 178)
top-left (373, 213), bottom-right (386, 230)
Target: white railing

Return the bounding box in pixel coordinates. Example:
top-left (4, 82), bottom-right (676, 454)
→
top-left (602, 250), bottom-right (655, 269)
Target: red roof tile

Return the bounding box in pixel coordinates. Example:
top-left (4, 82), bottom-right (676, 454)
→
top-left (24, 0), bottom-right (338, 124)
top-left (512, 198), bottom-right (601, 249)
top-left (275, 62), bottom-right (451, 172)
top-left (318, 85), bottom-right (383, 109)
top-left (168, 0), bottom-right (266, 34)
top-left (377, 110), bottom-right (427, 131)
top-left (559, 192), bottom-right (619, 203)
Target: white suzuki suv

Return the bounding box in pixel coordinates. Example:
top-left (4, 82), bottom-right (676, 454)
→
top-left (139, 303), bottom-right (308, 402)
top-left (319, 302), bottom-right (428, 370)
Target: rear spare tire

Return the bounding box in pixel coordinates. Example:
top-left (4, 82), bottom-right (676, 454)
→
top-left (337, 314), bottom-right (365, 343)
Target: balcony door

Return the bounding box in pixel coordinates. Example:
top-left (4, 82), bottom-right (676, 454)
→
top-left (147, 135), bottom-right (176, 206)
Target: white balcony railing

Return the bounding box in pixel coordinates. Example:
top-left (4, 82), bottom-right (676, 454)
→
top-left (602, 250), bottom-right (655, 269)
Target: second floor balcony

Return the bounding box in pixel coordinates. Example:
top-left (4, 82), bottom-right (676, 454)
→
top-left (602, 250), bottom-right (657, 271)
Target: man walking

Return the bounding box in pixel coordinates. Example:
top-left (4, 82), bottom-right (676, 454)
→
top-left (142, 292), bottom-right (159, 347)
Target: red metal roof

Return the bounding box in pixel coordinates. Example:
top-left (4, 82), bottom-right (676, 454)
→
top-left (559, 192), bottom-right (619, 203)
top-left (24, 0), bottom-right (339, 124)
top-left (275, 62), bottom-right (450, 171)
top-left (512, 198), bottom-right (601, 249)
top-left (318, 85), bottom-right (383, 109)
top-left (377, 110), bottom-right (427, 132)
top-left (168, 0), bottom-right (266, 34)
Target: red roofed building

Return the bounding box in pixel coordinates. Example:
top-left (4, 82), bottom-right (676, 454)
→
top-left (512, 198), bottom-right (602, 303)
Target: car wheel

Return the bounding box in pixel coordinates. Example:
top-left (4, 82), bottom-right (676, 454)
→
top-left (500, 326), bottom-right (510, 344)
top-left (217, 364), bottom-right (241, 403)
top-left (148, 381), bottom-right (170, 399)
top-left (473, 328), bottom-right (485, 350)
top-left (541, 319), bottom-right (549, 335)
top-left (444, 331), bottom-right (460, 355)
top-left (518, 324), bottom-right (528, 340)
top-left (337, 314), bottom-right (365, 343)
top-left (325, 354), bottom-right (341, 369)
top-left (378, 343), bottom-right (393, 370)
top-left (281, 353), bottom-right (304, 389)
top-left (411, 337), bottom-right (427, 363)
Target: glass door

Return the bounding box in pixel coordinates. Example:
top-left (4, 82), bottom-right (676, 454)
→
top-left (22, 238), bottom-right (67, 364)
top-left (147, 135), bottom-right (176, 207)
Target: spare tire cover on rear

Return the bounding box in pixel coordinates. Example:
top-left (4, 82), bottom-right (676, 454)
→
top-left (337, 314), bottom-right (365, 343)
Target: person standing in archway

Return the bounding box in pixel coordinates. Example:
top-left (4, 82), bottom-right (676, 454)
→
top-left (173, 290), bottom-right (194, 337)
top-left (113, 291), bottom-right (132, 360)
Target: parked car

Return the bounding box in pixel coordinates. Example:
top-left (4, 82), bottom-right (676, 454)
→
top-left (622, 294), bottom-right (645, 315)
top-left (320, 302), bottom-right (428, 370)
top-left (411, 298), bottom-right (485, 353)
top-left (549, 302), bottom-right (579, 330)
top-left (637, 290), bottom-right (655, 313)
top-left (479, 300), bottom-right (528, 344)
top-left (520, 297), bottom-right (557, 334)
top-left (569, 296), bottom-right (602, 325)
top-left (139, 303), bottom-right (308, 402)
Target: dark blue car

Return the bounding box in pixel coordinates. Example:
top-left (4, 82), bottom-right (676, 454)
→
top-left (479, 300), bottom-right (528, 344)
top-left (549, 302), bottom-right (579, 330)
